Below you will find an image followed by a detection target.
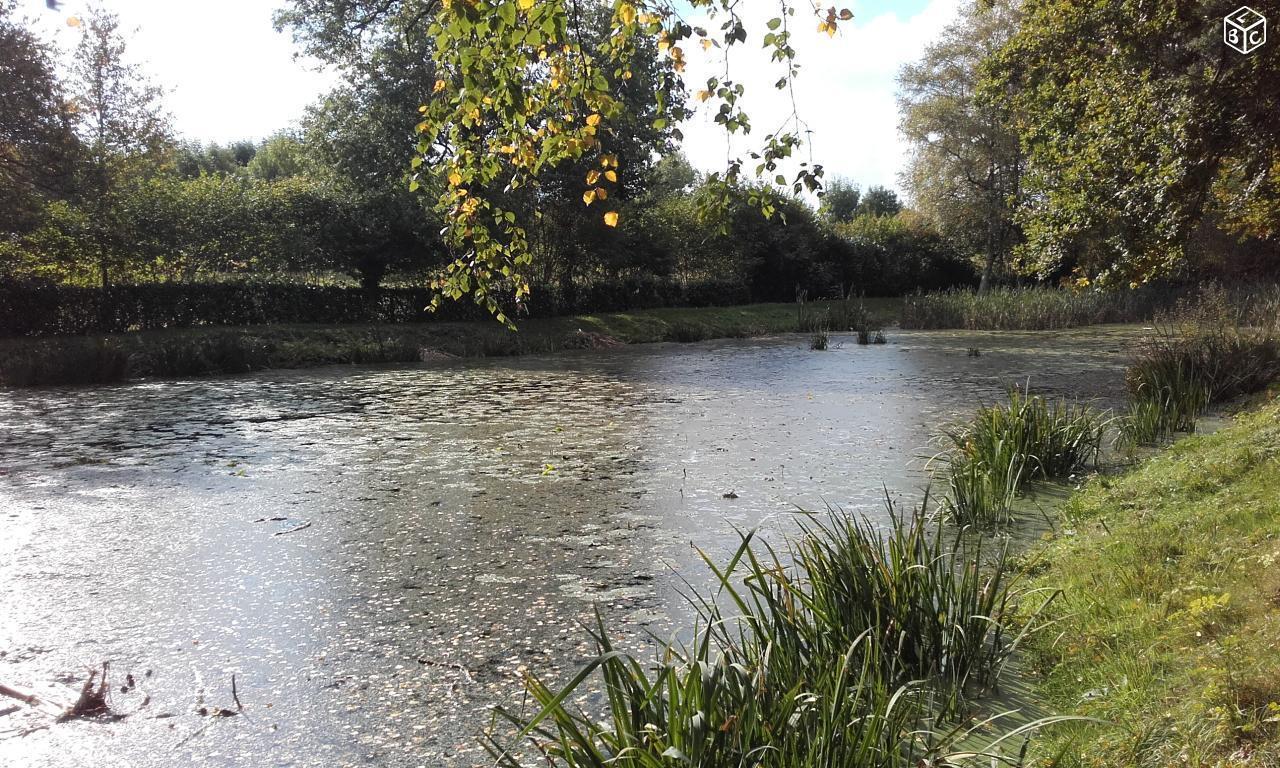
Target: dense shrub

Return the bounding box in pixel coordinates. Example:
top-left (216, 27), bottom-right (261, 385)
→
top-left (0, 277), bottom-right (761, 337)
top-left (831, 212), bottom-right (977, 296)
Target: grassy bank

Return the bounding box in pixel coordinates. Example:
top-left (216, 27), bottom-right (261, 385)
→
top-left (0, 300), bottom-right (899, 387)
top-left (1023, 397), bottom-right (1280, 766)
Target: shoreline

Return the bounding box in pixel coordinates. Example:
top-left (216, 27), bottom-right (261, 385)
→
top-left (1018, 395), bottom-right (1280, 763)
top-left (0, 300), bottom-right (899, 388)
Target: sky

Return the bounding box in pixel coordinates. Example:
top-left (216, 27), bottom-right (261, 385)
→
top-left (17, 0), bottom-right (961, 195)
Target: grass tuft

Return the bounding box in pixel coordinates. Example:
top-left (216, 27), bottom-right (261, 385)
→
top-left (483, 494), bottom-right (1055, 766)
top-left (937, 385), bottom-right (1109, 526)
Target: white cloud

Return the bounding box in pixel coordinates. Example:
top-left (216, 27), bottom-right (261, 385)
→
top-left (17, 0), bottom-right (336, 143)
top-left (677, 0), bottom-right (961, 195)
top-left (15, 0), bottom-right (957, 182)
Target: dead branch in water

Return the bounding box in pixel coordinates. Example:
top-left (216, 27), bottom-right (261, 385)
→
top-left (0, 680), bottom-right (71, 718)
top-left (174, 673), bottom-right (245, 748)
top-left (59, 662), bottom-right (115, 721)
top-left (273, 521), bottom-right (312, 536)
top-left (0, 683), bottom-right (39, 706)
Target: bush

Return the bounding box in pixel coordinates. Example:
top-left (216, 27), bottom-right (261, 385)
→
top-left (0, 276), bottom-right (759, 337)
top-left (831, 213), bottom-right (977, 296)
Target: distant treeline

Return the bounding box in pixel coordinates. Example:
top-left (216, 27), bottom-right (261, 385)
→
top-left (1, 4), bottom-right (977, 331)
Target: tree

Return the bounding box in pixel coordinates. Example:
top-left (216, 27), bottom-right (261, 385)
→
top-left (0, 0), bottom-right (77, 236)
top-left (173, 140), bottom-right (258, 178)
top-left (644, 152), bottom-right (699, 198)
top-left (247, 133), bottom-right (310, 181)
top-left (985, 0), bottom-right (1280, 286)
top-left (69, 5), bottom-right (170, 289)
top-left (818, 177), bottom-right (860, 223)
top-left (508, 3), bottom-right (684, 311)
top-left (857, 185), bottom-right (901, 218)
top-left (832, 210), bottom-right (975, 295)
top-left (899, 0), bottom-right (1022, 291)
top-left (284, 0), bottom-right (856, 323)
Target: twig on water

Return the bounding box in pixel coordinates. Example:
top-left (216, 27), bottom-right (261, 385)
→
top-left (273, 521), bottom-right (312, 536)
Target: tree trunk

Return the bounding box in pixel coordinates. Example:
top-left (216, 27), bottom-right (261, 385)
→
top-left (979, 249), bottom-right (996, 293)
top-left (358, 261), bottom-right (387, 293)
top-left (559, 263), bottom-right (577, 314)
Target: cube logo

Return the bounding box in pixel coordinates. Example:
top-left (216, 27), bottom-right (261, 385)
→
top-left (1225, 6), bottom-right (1266, 54)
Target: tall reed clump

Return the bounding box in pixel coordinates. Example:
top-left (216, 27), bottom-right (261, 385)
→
top-left (937, 386), bottom-right (1108, 526)
top-left (901, 286), bottom-right (1176, 331)
top-left (809, 325), bottom-right (830, 350)
top-left (1119, 286), bottom-right (1280, 447)
top-left (483, 496), bottom-right (1056, 767)
top-left (798, 290), bottom-right (885, 344)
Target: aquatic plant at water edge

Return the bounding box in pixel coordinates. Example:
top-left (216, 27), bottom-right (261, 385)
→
top-left (901, 286), bottom-right (1178, 331)
top-left (483, 495), bottom-right (1058, 766)
top-left (937, 386), bottom-right (1109, 526)
top-left (797, 291), bottom-right (884, 344)
top-left (0, 337), bottom-right (132, 386)
top-left (1118, 286), bottom-right (1280, 446)
top-left (809, 326), bottom-right (829, 350)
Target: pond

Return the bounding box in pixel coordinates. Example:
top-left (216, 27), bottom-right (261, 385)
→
top-left (0, 327), bottom-right (1139, 767)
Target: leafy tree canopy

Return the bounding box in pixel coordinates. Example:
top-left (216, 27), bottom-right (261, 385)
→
top-left (984, 0), bottom-right (1280, 287)
top-left (284, 0), bottom-right (855, 325)
top-left (899, 0), bottom-right (1022, 291)
top-left (0, 0), bottom-right (77, 234)
top-left (857, 185), bottom-right (901, 218)
top-left (818, 176), bottom-right (860, 223)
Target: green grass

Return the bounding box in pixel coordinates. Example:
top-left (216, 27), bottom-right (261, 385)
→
top-left (936, 386), bottom-right (1110, 526)
top-left (0, 299), bottom-right (901, 387)
top-left (1020, 397), bottom-right (1280, 766)
top-left (484, 496), bottom-right (1052, 766)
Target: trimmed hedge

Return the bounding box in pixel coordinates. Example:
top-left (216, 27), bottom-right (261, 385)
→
top-left (0, 277), bottom-right (754, 337)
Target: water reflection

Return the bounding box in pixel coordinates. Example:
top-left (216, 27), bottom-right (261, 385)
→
top-left (0, 328), bottom-right (1136, 767)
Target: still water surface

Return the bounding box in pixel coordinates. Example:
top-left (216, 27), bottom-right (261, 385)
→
top-left (0, 328), bottom-right (1136, 767)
